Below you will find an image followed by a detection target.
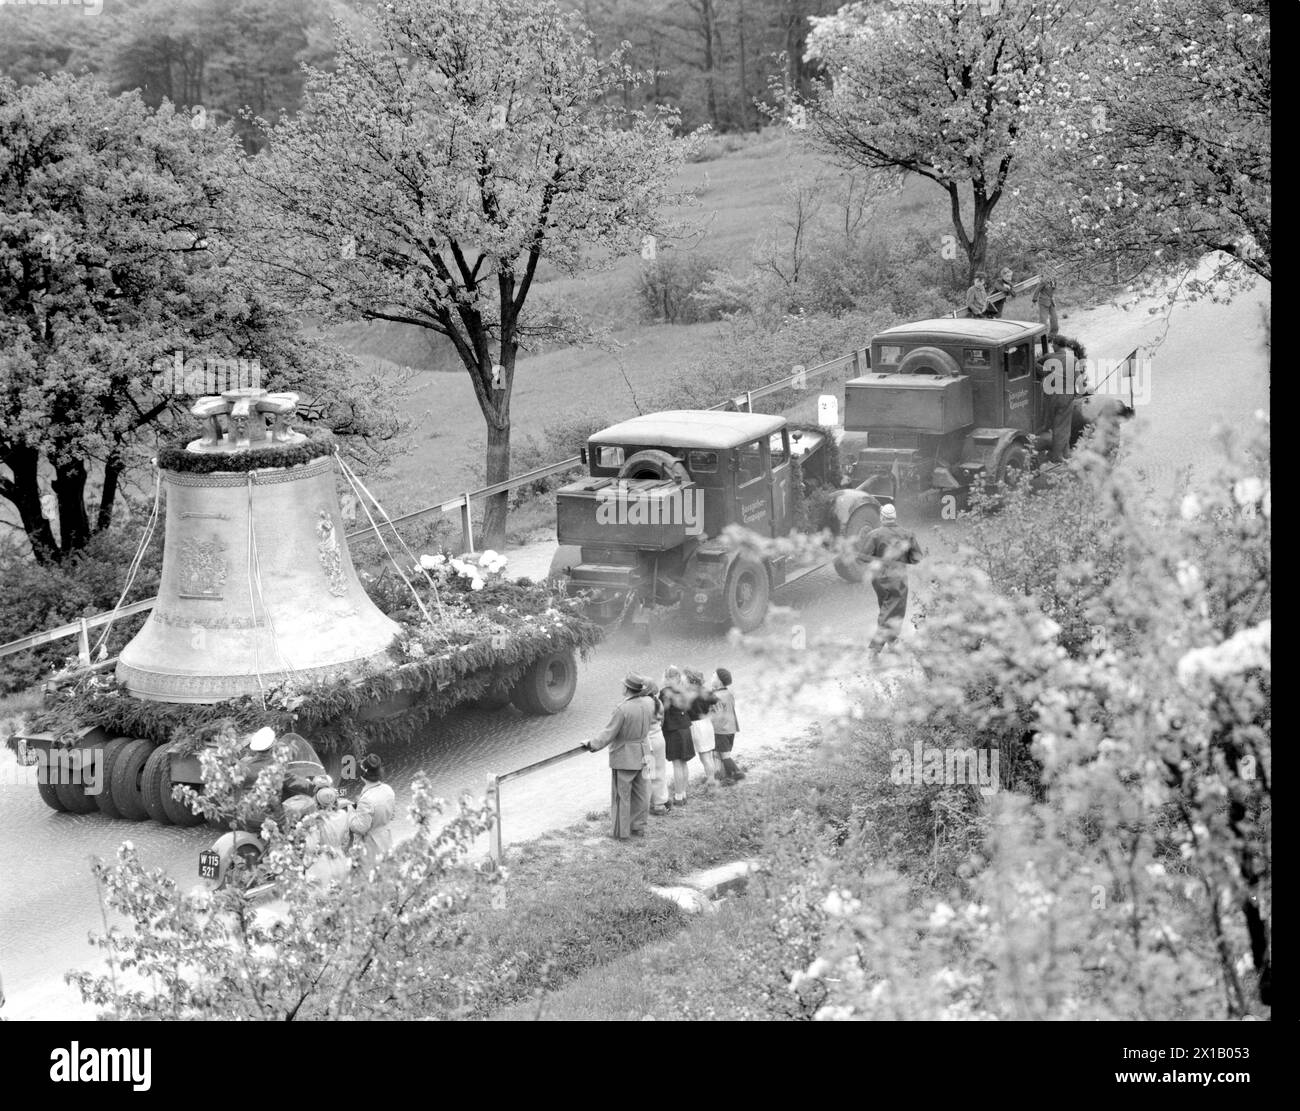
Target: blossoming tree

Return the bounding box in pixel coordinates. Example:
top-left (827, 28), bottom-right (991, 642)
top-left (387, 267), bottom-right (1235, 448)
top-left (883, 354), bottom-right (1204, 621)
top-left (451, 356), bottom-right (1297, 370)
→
top-left (242, 0), bottom-right (699, 549)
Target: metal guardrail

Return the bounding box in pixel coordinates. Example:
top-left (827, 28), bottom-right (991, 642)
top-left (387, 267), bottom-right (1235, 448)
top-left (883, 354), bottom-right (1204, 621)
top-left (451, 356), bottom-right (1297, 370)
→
top-left (485, 743), bottom-right (588, 862)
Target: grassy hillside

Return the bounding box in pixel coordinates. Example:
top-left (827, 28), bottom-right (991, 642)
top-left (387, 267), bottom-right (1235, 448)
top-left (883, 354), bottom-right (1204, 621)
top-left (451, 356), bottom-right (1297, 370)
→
top-left (352, 130), bottom-right (942, 517)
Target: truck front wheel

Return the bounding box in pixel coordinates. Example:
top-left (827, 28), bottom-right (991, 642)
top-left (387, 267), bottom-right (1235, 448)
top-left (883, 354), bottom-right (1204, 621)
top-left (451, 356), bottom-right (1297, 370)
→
top-left (511, 649), bottom-right (578, 715)
top-left (725, 557), bottom-right (770, 632)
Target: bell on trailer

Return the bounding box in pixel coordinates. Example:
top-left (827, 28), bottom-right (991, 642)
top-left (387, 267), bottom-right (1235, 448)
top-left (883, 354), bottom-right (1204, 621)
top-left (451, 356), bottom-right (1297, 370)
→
top-left (116, 389), bottom-right (402, 703)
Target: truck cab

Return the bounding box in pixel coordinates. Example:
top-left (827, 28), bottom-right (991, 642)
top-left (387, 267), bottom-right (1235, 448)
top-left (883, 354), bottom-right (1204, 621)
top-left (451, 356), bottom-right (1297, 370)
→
top-left (551, 411), bottom-right (868, 631)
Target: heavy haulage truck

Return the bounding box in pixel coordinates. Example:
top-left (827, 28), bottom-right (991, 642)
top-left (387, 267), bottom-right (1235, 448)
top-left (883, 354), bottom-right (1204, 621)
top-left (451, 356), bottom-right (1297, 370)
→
top-left (840, 317), bottom-right (1127, 503)
top-left (13, 389), bottom-right (601, 826)
top-left (549, 411), bottom-right (888, 632)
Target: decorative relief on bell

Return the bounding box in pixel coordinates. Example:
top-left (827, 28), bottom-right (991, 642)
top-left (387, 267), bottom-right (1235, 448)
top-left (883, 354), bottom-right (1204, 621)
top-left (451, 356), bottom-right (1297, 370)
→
top-left (316, 509), bottom-right (349, 597)
top-left (177, 535), bottom-right (228, 599)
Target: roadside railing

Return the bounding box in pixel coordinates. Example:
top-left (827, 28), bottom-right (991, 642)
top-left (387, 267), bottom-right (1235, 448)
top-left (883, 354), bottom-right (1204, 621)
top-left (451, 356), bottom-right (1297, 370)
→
top-left (485, 744), bottom-right (588, 863)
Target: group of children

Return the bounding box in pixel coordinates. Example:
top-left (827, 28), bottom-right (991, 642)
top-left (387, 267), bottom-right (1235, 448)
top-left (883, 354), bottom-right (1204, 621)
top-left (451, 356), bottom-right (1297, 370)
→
top-left (647, 666), bottom-right (743, 814)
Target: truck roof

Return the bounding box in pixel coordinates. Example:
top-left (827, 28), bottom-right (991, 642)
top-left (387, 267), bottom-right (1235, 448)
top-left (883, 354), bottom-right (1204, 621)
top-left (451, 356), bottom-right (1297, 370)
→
top-left (873, 317), bottom-right (1044, 344)
top-left (589, 410), bottom-right (786, 450)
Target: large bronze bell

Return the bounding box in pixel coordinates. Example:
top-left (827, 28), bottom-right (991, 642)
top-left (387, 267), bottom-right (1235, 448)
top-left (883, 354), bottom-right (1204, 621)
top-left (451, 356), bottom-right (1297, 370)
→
top-left (116, 390), bottom-right (401, 703)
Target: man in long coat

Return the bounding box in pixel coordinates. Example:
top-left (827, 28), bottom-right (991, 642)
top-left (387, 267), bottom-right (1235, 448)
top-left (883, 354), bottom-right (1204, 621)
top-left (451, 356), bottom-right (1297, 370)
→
top-left (584, 674), bottom-right (655, 840)
top-left (856, 504), bottom-right (923, 656)
top-left (348, 753), bottom-right (396, 871)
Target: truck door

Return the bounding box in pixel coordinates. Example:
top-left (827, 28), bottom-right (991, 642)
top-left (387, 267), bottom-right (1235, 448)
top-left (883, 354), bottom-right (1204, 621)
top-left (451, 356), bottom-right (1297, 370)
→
top-left (734, 438), bottom-right (772, 536)
top-left (1002, 343), bottom-right (1034, 432)
top-left (768, 430), bottom-right (793, 537)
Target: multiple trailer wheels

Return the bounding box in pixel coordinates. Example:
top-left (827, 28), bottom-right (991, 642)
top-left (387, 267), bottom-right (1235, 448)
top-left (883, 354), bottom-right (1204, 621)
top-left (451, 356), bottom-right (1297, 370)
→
top-left (30, 647), bottom-right (581, 825)
top-left (31, 732), bottom-right (200, 824)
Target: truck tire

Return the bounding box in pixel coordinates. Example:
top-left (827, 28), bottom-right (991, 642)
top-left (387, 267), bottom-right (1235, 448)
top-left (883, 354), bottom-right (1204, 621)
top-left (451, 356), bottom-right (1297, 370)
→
top-left (896, 346), bottom-right (962, 377)
top-left (725, 556), bottom-right (770, 632)
top-left (142, 743), bottom-right (174, 824)
top-left (996, 443), bottom-right (1031, 488)
top-left (617, 449), bottom-right (690, 483)
top-left (834, 504), bottom-right (882, 583)
top-left (54, 737), bottom-right (103, 815)
top-left (93, 738), bottom-right (137, 818)
top-left (510, 649), bottom-right (578, 715)
top-left (159, 746), bottom-right (205, 827)
top-left (37, 776), bottom-right (66, 813)
top-left (110, 738), bottom-right (155, 821)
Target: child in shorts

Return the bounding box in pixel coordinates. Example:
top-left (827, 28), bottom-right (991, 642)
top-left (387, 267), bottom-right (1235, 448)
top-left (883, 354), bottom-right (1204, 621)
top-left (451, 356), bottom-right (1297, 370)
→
top-left (708, 668), bottom-right (744, 784)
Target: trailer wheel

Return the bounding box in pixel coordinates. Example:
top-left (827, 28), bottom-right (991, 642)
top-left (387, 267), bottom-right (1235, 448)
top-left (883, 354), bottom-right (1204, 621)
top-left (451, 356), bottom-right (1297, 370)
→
top-left (93, 738), bottom-right (137, 818)
top-left (54, 736), bottom-right (104, 815)
top-left (143, 743), bottom-right (179, 821)
top-left (511, 649), bottom-right (578, 715)
top-left (161, 755), bottom-right (205, 826)
top-left (834, 504), bottom-right (882, 583)
top-left (725, 556), bottom-right (770, 632)
top-left (110, 738), bottom-right (155, 821)
top-left (36, 776), bottom-right (66, 813)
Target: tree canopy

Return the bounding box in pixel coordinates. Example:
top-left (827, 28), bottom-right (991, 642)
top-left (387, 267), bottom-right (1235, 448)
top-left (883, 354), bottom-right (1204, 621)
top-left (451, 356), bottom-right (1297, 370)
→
top-left (0, 73), bottom-right (399, 564)
top-left (243, 0), bottom-right (699, 545)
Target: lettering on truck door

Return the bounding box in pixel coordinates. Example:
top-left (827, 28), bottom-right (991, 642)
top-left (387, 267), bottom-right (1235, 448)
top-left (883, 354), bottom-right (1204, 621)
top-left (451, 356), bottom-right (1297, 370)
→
top-left (1003, 343), bottom-right (1034, 432)
top-left (735, 439), bottom-right (772, 534)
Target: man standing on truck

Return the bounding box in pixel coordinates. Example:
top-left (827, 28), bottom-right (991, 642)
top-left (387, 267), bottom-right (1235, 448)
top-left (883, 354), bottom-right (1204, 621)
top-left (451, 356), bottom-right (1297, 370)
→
top-left (1032, 268), bottom-right (1060, 334)
top-left (856, 504), bottom-right (923, 657)
top-left (583, 674), bottom-right (656, 840)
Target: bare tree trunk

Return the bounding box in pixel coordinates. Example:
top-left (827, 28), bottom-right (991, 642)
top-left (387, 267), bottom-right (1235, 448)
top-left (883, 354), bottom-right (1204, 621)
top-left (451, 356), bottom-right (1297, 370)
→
top-left (1, 444), bottom-right (59, 565)
top-left (701, 0), bottom-right (720, 129)
top-left (96, 454), bottom-right (124, 535)
top-left (53, 458), bottom-right (91, 555)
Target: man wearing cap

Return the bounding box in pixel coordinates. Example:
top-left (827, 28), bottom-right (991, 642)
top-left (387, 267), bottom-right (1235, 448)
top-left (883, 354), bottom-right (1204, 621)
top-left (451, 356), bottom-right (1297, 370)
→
top-left (856, 504), bottom-right (923, 656)
top-left (349, 754), bottom-right (396, 871)
top-left (583, 674), bottom-right (656, 840)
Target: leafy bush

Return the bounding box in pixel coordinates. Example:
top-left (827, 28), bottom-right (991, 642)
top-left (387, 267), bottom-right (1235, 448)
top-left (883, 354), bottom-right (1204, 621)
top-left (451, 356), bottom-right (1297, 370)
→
top-left (0, 525), bottom-right (161, 694)
top-left (638, 251), bottom-right (726, 324)
top-left (787, 421), bottom-right (1271, 1019)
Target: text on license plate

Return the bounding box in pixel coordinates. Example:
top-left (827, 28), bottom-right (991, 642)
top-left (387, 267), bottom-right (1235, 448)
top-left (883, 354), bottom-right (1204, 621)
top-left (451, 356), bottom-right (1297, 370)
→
top-left (199, 849), bottom-right (221, 880)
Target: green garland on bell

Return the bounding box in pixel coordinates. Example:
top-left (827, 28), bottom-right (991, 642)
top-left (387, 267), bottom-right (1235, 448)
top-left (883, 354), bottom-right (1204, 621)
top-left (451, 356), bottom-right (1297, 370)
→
top-left (156, 427), bottom-right (336, 474)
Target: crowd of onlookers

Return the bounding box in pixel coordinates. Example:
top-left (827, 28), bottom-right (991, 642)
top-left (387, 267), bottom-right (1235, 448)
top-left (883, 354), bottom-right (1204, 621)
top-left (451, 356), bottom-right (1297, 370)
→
top-left (583, 666), bottom-right (744, 840)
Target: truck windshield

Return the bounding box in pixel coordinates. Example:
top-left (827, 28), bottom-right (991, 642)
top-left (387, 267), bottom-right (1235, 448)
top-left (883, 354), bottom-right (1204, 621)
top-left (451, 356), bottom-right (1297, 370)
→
top-left (595, 446), bottom-right (625, 469)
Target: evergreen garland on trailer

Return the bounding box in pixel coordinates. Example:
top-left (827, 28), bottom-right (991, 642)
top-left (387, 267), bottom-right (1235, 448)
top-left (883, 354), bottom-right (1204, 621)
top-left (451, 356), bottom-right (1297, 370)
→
top-left (26, 561), bottom-right (603, 757)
